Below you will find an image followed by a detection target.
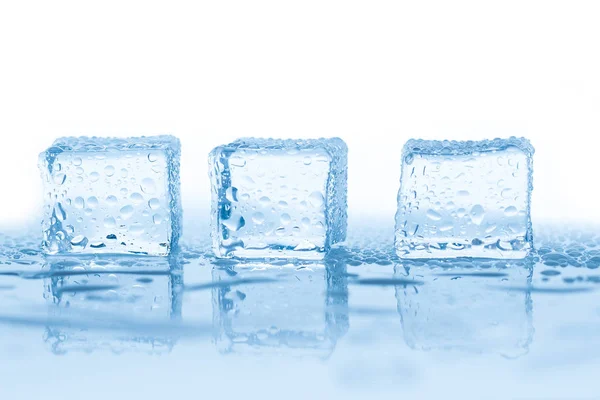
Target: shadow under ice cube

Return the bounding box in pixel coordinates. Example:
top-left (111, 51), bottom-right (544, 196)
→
top-left (209, 138), bottom-right (347, 260)
top-left (39, 136), bottom-right (182, 256)
top-left (395, 137), bottom-right (534, 259)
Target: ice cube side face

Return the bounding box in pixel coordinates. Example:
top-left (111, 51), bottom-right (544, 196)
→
top-left (209, 138), bottom-right (348, 260)
top-left (395, 137), bottom-right (534, 259)
top-left (39, 136), bottom-right (182, 256)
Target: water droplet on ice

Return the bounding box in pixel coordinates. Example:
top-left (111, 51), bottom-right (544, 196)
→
top-left (87, 196), bottom-right (99, 209)
top-left (259, 196), bottom-right (271, 206)
top-left (120, 205), bottom-right (134, 219)
top-left (129, 223), bottom-right (144, 236)
top-left (106, 195), bottom-right (118, 206)
top-left (148, 153), bottom-right (158, 162)
top-left (73, 157), bottom-right (82, 166)
top-left (426, 209), bottom-right (442, 221)
top-left (130, 192), bottom-right (144, 205)
top-left (54, 173), bottom-right (66, 185)
top-left (140, 178), bottom-right (156, 194)
top-left (229, 156), bottom-right (246, 167)
top-left (303, 156), bottom-right (312, 165)
top-left (152, 214), bottom-right (163, 224)
top-left (252, 212), bottom-right (265, 224)
top-left (281, 213), bottom-right (291, 224)
top-left (70, 235), bottom-right (88, 247)
top-left (104, 165), bottom-right (115, 177)
top-left (90, 172), bottom-right (100, 182)
top-left (309, 192), bottom-right (324, 208)
top-left (470, 205), bottom-right (485, 225)
top-left (222, 214), bottom-right (245, 231)
top-left (104, 217), bottom-right (116, 228)
top-left (148, 198), bottom-right (160, 210)
top-left (74, 197), bottom-right (85, 209)
top-left (504, 206), bottom-right (518, 217)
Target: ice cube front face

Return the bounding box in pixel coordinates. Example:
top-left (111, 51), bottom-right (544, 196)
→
top-left (209, 138), bottom-right (347, 260)
top-left (395, 137), bottom-right (534, 259)
top-left (39, 136), bottom-right (182, 256)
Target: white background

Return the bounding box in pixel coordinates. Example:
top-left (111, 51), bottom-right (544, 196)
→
top-left (1, 1), bottom-right (599, 229)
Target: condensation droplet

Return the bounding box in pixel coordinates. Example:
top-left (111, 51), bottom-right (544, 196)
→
top-left (252, 212), bottom-right (265, 225)
top-left (120, 205), bottom-right (134, 219)
top-left (303, 156), bottom-right (312, 165)
top-left (222, 214), bottom-right (245, 231)
top-left (129, 223), bottom-right (144, 236)
top-left (74, 197), bottom-right (85, 209)
top-left (70, 235), bottom-right (88, 247)
top-left (104, 165), bottom-right (115, 177)
top-left (152, 214), bottom-right (163, 224)
top-left (426, 209), bottom-right (442, 221)
top-left (148, 198), bottom-right (160, 210)
top-left (504, 206), bottom-right (518, 217)
top-left (148, 153), bottom-right (158, 162)
top-left (140, 178), bottom-right (156, 194)
top-left (104, 217), bottom-right (116, 228)
top-left (73, 157), bottom-right (82, 166)
top-left (90, 172), bottom-right (100, 182)
top-left (470, 205), bottom-right (485, 225)
top-left (229, 156), bottom-right (246, 167)
top-left (281, 213), bottom-right (291, 224)
top-left (87, 196), bottom-right (99, 209)
top-left (309, 192), bottom-right (325, 208)
top-left (106, 195), bottom-right (118, 206)
top-left (130, 192), bottom-right (144, 205)
top-left (54, 173), bottom-right (66, 185)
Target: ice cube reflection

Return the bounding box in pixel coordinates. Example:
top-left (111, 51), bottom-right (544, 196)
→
top-left (395, 258), bottom-right (533, 357)
top-left (42, 255), bottom-right (183, 354)
top-left (212, 256), bottom-right (348, 357)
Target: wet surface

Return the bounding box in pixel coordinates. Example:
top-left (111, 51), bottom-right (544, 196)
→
top-left (1, 219), bottom-right (599, 399)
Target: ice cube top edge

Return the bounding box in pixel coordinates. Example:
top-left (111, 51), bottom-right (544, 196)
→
top-left (48, 135), bottom-right (181, 152)
top-left (402, 136), bottom-right (535, 158)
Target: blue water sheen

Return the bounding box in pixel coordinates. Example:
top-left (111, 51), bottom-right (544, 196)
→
top-left (0, 219), bottom-right (600, 399)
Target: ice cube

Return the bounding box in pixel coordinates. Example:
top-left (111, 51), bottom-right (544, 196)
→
top-left (395, 259), bottom-right (533, 357)
top-left (395, 137), bottom-right (534, 259)
top-left (39, 135), bottom-right (182, 256)
top-left (209, 138), bottom-right (347, 259)
top-left (211, 259), bottom-right (348, 356)
top-left (43, 256), bottom-right (182, 354)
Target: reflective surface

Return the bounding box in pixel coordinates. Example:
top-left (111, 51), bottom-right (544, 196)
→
top-left (1, 219), bottom-right (599, 399)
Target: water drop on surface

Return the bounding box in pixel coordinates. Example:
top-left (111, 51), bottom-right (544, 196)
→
top-left (426, 209), bottom-right (442, 221)
top-left (71, 235), bottom-right (88, 247)
top-left (87, 196), bottom-right (99, 209)
top-left (130, 192), bottom-right (144, 205)
top-left (226, 187), bottom-right (238, 202)
top-left (153, 214), bottom-right (163, 224)
top-left (504, 206), bottom-right (518, 217)
top-left (120, 205), bottom-right (134, 219)
top-left (106, 195), bottom-right (118, 206)
top-left (252, 212), bottom-right (265, 224)
top-left (470, 205), bottom-right (485, 225)
top-left (303, 156), bottom-right (312, 165)
top-left (148, 153), bottom-right (158, 162)
top-left (229, 156), bottom-right (246, 167)
top-left (73, 157), bottom-right (82, 166)
top-left (120, 168), bottom-right (128, 178)
top-left (281, 213), bottom-right (291, 224)
top-left (148, 198), bottom-right (160, 210)
top-left (275, 227), bottom-right (286, 236)
top-left (457, 190), bottom-right (469, 197)
top-left (309, 192), bottom-right (325, 208)
top-left (222, 214), bottom-right (245, 231)
top-left (140, 178), bottom-right (156, 194)
top-left (259, 196), bottom-right (271, 206)
top-left (104, 165), bottom-right (115, 177)
top-left (74, 197), bottom-right (85, 209)
top-left (104, 217), bottom-right (116, 228)
top-left (54, 173), bottom-right (66, 185)
top-left (90, 172), bottom-right (100, 182)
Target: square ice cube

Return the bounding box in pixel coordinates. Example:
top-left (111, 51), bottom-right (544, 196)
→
top-left (39, 135), bottom-right (182, 256)
top-left (212, 260), bottom-right (348, 356)
top-left (209, 138), bottom-right (347, 259)
top-left (395, 137), bottom-right (534, 259)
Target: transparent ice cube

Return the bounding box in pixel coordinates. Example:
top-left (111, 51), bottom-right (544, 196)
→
top-left (39, 135), bottom-right (182, 256)
top-left (395, 137), bottom-right (534, 259)
top-left (212, 258), bottom-right (348, 356)
top-left (43, 256), bottom-right (182, 354)
top-left (209, 138), bottom-right (347, 260)
top-left (395, 258), bottom-right (533, 357)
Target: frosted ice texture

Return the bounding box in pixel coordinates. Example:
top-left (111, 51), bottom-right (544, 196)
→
top-left (395, 259), bottom-right (533, 357)
top-left (39, 136), bottom-right (182, 256)
top-left (209, 138), bottom-right (347, 260)
top-left (212, 261), bottom-right (348, 356)
top-left (395, 137), bottom-right (534, 259)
